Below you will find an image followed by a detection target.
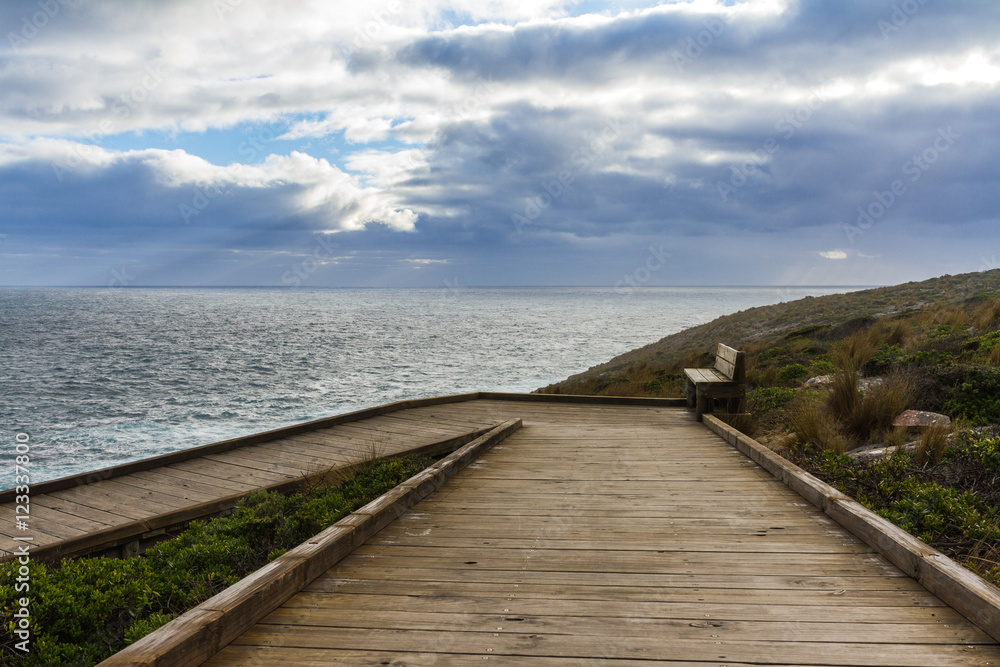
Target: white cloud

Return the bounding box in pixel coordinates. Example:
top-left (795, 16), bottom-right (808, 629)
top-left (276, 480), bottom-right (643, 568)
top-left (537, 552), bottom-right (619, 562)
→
top-left (819, 250), bottom-right (848, 260)
top-left (0, 140), bottom-right (416, 232)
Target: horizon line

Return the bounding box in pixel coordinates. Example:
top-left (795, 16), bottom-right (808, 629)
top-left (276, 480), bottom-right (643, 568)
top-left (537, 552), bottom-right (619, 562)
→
top-left (0, 284), bottom-right (880, 290)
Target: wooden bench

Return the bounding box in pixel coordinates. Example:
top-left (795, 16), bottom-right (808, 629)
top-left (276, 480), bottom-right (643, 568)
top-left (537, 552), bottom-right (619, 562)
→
top-left (684, 343), bottom-right (746, 421)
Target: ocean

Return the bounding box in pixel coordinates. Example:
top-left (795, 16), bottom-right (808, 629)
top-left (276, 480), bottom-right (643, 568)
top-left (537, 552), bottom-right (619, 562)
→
top-left (1, 286), bottom-right (851, 484)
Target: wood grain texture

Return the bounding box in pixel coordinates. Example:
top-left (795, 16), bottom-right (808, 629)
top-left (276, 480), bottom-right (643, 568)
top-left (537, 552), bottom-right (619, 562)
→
top-left (202, 400), bottom-right (1000, 666)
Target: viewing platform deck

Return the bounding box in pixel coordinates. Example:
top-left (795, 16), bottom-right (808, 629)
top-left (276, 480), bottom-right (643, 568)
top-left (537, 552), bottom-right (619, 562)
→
top-left (12, 394), bottom-right (1000, 665)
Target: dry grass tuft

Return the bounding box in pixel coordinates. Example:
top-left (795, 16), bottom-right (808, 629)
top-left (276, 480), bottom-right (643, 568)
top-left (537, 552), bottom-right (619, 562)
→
top-left (880, 318), bottom-right (913, 345)
top-left (718, 411), bottom-right (756, 435)
top-left (790, 360), bottom-right (914, 454)
top-left (827, 360), bottom-right (861, 422)
top-left (973, 298), bottom-right (1000, 330)
top-left (932, 306), bottom-right (970, 327)
top-left (835, 328), bottom-right (881, 369)
top-left (298, 436), bottom-right (387, 494)
top-left (884, 425), bottom-right (910, 450)
top-left (789, 393), bottom-right (855, 454)
top-left (916, 425), bottom-right (951, 464)
top-left (962, 535), bottom-right (1000, 584)
top-left (845, 372), bottom-right (915, 444)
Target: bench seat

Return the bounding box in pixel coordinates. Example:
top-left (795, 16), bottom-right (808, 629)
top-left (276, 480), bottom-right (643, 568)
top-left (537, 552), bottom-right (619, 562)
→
top-left (683, 368), bottom-right (734, 385)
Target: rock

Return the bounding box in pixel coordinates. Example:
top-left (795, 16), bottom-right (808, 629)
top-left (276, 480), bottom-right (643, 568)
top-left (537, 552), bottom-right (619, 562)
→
top-left (803, 375), bottom-right (884, 392)
top-left (847, 442), bottom-right (917, 462)
top-left (893, 410), bottom-right (951, 433)
top-left (858, 377), bottom-right (884, 392)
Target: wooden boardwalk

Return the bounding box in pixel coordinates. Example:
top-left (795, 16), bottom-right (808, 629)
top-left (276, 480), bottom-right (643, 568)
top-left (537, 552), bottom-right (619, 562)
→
top-left (199, 400), bottom-right (1000, 666)
top-left (0, 397), bottom-right (507, 562)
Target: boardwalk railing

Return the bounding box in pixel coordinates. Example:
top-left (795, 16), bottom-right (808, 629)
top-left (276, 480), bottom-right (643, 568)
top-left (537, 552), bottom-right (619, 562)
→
top-left (703, 413), bottom-right (1000, 647)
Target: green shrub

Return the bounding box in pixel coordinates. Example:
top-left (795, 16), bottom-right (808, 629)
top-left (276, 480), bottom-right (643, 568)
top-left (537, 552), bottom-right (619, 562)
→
top-left (905, 349), bottom-right (952, 366)
top-left (942, 367), bottom-right (1000, 425)
top-left (757, 346), bottom-right (787, 362)
top-left (974, 331), bottom-right (1000, 352)
top-left (777, 364), bottom-right (809, 383)
top-left (809, 360), bottom-right (837, 376)
top-left (969, 436), bottom-right (1000, 471)
top-left (866, 344), bottom-right (904, 375)
top-left (1, 558), bottom-right (156, 666)
top-left (879, 480), bottom-right (1000, 544)
top-left (928, 324), bottom-right (955, 338)
top-left (747, 387), bottom-right (797, 413)
top-left (640, 379), bottom-right (662, 394)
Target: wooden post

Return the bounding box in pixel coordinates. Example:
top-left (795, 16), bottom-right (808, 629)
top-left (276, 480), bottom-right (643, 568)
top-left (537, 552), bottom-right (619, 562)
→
top-left (695, 388), bottom-right (711, 421)
top-left (121, 539), bottom-right (140, 559)
top-left (685, 379), bottom-right (697, 408)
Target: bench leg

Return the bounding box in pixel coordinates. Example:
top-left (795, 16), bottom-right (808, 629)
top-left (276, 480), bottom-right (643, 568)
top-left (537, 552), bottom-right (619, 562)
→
top-left (695, 388), bottom-right (712, 422)
top-left (686, 379), bottom-right (696, 408)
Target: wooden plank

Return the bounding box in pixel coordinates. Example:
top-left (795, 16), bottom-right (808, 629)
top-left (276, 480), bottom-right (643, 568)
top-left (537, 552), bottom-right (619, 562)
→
top-left (154, 463), bottom-right (262, 492)
top-left (227, 625), bottom-right (999, 665)
top-left (365, 534), bottom-right (871, 555)
top-left (5, 500), bottom-right (111, 534)
top-left (108, 473), bottom-right (224, 505)
top-left (165, 457), bottom-right (297, 485)
top-left (203, 444), bottom-right (337, 476)
top-left (32, 493), bottom-right (137, 526)
top-left (717, 343), bottom-right (740, 365)
top-left (208, 646), bottom-right (770, 667)
top-left (703, 414), bottom-right (1000, 644)
top-left (285, 431), bottom-right (411, 453)
top-left (253, 438), bottom-right (356, 462)
top-left (95, 479), bottom-right (195, 510)
top-left (130, 468), bottom-right (253, 498)
top-left (202, 452), bottom-right (312, 478)
top-left (303, 578), bottom-right (944, 606)
top-left (387, 412), bottom-right (489, 430)
top-left (393, 512), bottom-right (840, 530)
top-left (99, 420), bottom-right (522, 666)
top-left (313, 420), bottom-right (455, 441)
top-left (716, 355), bottom-right (738, 379)
top-left (258, 607), bottom-right (988, 644)
top-left (336, 549), bottom-right (901, 577)
top-left (47, 485), bottom-right (173, 521)
top-left (0, 506), bottom-right (78, 544)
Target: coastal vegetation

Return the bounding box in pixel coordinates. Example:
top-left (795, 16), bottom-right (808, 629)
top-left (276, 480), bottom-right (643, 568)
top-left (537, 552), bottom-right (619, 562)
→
top-left (540, 269), bottom-right (1000, 586)
top-left (0, 455), bottom-right (432, 666)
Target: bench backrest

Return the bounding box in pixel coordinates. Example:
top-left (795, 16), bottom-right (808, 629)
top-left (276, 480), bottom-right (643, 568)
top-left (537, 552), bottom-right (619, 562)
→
top-left (714, 344), bottom-right (746, 384)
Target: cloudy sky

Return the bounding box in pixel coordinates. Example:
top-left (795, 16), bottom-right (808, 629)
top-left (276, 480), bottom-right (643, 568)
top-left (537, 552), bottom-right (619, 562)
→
top-left (0, 0), bottom-right (997, 287)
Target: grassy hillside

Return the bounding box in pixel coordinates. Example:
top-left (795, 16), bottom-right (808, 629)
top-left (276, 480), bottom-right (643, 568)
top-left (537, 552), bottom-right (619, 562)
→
top-left (539, 269), bottom-right (1000, 397)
